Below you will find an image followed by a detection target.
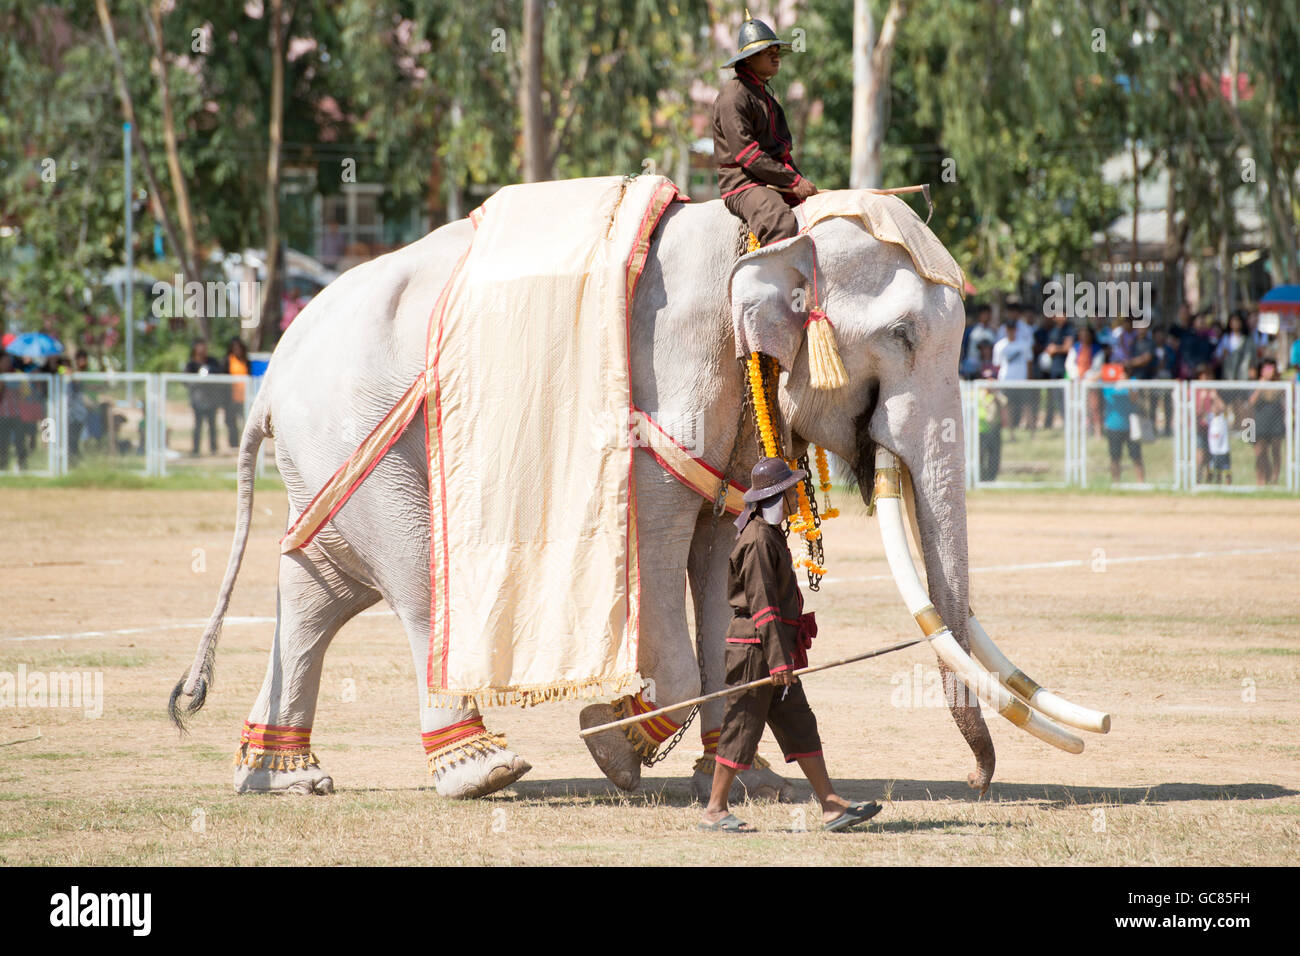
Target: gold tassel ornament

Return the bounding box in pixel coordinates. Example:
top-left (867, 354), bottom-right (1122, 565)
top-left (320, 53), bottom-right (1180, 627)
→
top-left (804, 310), bottom-right (847, 390)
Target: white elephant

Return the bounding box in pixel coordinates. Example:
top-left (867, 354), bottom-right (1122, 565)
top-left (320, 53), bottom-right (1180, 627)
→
top-left (169, 187), bottom-right (1004, 800)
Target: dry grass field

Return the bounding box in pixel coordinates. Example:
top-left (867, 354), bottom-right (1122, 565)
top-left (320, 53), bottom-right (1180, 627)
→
top-left (1, 482), bottom-right (1297, 865)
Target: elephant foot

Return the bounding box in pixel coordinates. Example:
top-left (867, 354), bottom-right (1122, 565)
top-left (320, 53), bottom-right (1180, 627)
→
top-left (233, 750), bottom-right (334, 795)
top-left (579, 703), bottom-right (642, 792)
top-left (432, 741), bottom-right (532, 799)
top-left (691, 754), bottom-right (795, 804)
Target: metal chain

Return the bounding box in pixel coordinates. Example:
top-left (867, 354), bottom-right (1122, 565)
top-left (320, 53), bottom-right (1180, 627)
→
top-left (644, 391), bottom-right (748, 766)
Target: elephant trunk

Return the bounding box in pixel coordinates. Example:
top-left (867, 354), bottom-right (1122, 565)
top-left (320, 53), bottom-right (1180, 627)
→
top-left (897, 422), bottom-right (997, 793)
top-left (863, 387), bottom-right (996, 792)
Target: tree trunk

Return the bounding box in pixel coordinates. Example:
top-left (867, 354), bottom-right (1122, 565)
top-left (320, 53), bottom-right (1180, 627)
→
top-left (850, 0), bottom-right (906, 190)
top-left (145, 1), bottom-right (200, 286)
top-left (257, 0), bottom-right (287, 350)
top-left (93, 0), bottom-right (206, 337)
top-left (1160, 154), bottom-right (1186, 322)
top-left (520, 0), bottom-right (549, 182)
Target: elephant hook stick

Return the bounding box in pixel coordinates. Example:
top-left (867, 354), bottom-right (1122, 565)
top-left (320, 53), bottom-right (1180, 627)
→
top-left (578, 637), bottom-right (927, 739)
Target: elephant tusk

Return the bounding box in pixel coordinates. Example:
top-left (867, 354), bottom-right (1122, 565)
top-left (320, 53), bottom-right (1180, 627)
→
top-left (899, 462), bottom-right (1112, 736)
top-left (874, 448), bottom-right (1085, 755)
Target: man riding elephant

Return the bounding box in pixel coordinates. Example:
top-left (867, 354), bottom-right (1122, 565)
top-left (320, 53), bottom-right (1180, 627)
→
top-left (712, 10), bottom-right (818, 246)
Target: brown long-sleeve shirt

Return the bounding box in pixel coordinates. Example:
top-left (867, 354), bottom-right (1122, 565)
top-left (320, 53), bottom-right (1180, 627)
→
top-left (725, 517), bottom-right (805, 675)
top-left (711, 65), bottom-right (803, 203)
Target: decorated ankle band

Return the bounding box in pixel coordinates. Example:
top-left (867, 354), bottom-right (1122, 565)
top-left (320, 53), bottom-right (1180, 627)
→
top-left (423, 717), bottom-right (507, 777)
top-left (234, 721), bottom-right (320, 771)
top-left (693, 752), bottom-right (771, 775)
top-left (614, 692), bottom-right (682, 763)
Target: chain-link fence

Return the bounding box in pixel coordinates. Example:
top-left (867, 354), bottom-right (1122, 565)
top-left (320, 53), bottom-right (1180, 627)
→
top-left (1078, 380), bottom-right (1183, 490)
top-left (966, 380), bottom-right (1075, 488)
top-left (1187, 380), bottom-right (1295, 492)
top-left (0, 373), bottom-right (57, 476)
top-left (2, 372), bottom-right (1297, 493)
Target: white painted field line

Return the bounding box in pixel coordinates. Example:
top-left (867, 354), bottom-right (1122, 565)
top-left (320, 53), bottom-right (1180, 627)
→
top-left (0, 608), bottom-right (395, 644)
top-left (820, 543), bottom-right (1300, 585)
top-left (4, 543), bottom-right (1298, 643)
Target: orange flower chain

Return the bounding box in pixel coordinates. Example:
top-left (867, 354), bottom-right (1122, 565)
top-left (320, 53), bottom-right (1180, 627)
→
top-left (747, 352), bottom-right (780, 458)
top-left (744, 352), bottom-right (830, 586)
top-left (815, 445), bottom-right (839, 519)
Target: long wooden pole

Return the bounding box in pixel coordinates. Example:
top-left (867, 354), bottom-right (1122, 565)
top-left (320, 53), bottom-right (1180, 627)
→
top-left (578, 636), bottom-right (928, 738)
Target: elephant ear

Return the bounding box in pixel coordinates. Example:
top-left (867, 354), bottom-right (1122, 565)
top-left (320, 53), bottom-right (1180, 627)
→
top-left (727, 233), bottom-right (816, 371)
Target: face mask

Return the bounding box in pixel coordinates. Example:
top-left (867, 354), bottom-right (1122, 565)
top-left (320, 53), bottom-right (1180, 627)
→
top-left (761, 495), bottom-right (787, 526)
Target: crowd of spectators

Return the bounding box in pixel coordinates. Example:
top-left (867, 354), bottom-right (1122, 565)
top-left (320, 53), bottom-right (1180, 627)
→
top-left (0, 336), bottom-right (252, 471)
top-left (963, 299), bottom-right (1294, 486)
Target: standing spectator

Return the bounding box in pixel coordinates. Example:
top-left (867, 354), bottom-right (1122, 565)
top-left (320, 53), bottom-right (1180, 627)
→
top-left (1152, 328), bottom-right (1180, 436)
top-left (1216, 312), bottom-right (1252, 381)
top-left (1125, 322), bottom-right (1156, 431)
top-left (1205, 391), bottom-right (1232, 485)
top-left (1180, 311), bottom-right (1214, 378)
top-left (1068, 325), bottom-right (1103, 437)
top-left (965, 305), bottom-right (996, 370)
top-left (1041, 312), bottom-right (1074, 430)
top-left (1248, 358), bottom-right (1285, 485)
top-left (992, 320), bottom-right (1033, 437)
top-left (1193, 364), bottom-right (1215, 482)
top-left (184, 340), bottom-right (223, 456)
top-left (1100, 363), bottom-right (1145, 483)
top-left (223, 338), bottom-right (250, 450)
top-left (976, 360), bottom-right (1005, 482)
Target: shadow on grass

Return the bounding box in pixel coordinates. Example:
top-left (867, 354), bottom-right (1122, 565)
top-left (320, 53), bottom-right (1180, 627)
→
top-left (502, 777), bottom-right (1298, 809)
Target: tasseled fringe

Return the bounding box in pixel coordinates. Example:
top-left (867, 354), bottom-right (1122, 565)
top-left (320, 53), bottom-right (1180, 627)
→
top-left (805, 311), bottom-right (847, 390)
top-left (426, 672), bottom-right (641, 711)
top-left (692, 752), bottom-right (770, 775)
top-left (746, 231), bottom-right (760, 253)
top-left (233, 744), bottom-right (321, 772)
top-left (612, 695), bottom-right (660, 763)
top-left (426, 731), bottom-right (509, 777)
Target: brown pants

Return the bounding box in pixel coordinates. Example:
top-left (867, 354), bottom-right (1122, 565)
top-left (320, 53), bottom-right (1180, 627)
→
top-left (716, 642), bottom-right (821, 770)
top-left (723, 184), bottom-right (799, 247)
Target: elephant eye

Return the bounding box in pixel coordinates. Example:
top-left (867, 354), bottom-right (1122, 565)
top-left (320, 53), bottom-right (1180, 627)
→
top-left (889, 323), bottom-right (914, 351)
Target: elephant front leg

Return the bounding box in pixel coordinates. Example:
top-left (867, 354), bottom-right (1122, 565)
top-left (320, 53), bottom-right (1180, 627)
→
top-left (419, 703), bottom-right (532, 799)
top-left (689, 510), bottom-right (795, 804)
top-left (580, 506), bottom-right (702, 791)
top-left (234, 550), bottom-right (379, 795)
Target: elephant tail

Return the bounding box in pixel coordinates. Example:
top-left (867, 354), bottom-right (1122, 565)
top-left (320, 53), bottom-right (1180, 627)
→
top-left (168, 372), bottom-right (273, 731)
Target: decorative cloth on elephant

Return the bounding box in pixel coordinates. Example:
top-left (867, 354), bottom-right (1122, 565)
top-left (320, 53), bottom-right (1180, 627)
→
top-left (615, 690), bottom-right (683, 761)
top-left (425, 175), bottom-right (683, 708)
top-left (800, 189), bottom-right (966, 296)
top-left (234, 721), bottom-right (320, 771)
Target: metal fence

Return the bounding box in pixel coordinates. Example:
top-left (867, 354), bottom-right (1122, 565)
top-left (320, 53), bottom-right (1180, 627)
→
top-left (2, 372), bottom-right (1297, 493)
top-left (962, 377), bottom-right (1295, 493)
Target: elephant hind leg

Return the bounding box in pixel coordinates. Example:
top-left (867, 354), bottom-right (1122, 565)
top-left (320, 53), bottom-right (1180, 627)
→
top-left (234, 547), bottom-right (380, 795)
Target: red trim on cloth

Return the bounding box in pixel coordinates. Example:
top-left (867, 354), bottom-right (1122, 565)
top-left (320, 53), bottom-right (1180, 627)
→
top-left (632, 405), bottom-right (748, 516)
top-left (624, 181), bottom-right (686, 662)
top-left (715, 755), bottom-right (750, 771)
top-left (280, 372), bottom-right (427, 552)
top-left (721, 182), bottom-right (761, 201)
top-left (427, 242), bottom-right (476, 693)
top-left (783, 750), bottom-right (822, 763)
top-left (736, 141), bottom-right (761, 165)
top-left (769, 664), bottom-right (790, 673)
top-left (725, 637), bottom-right (761, 644)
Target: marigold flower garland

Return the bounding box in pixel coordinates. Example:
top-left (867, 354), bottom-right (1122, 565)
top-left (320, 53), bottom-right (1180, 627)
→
top-left (744, 351), bottom-right (829, 587)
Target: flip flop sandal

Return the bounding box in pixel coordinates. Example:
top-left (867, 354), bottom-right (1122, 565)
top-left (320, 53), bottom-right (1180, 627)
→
top-left (698, 812), bottom-right (754, 833)
top-left (823, 800), bottom-right (882, 833)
